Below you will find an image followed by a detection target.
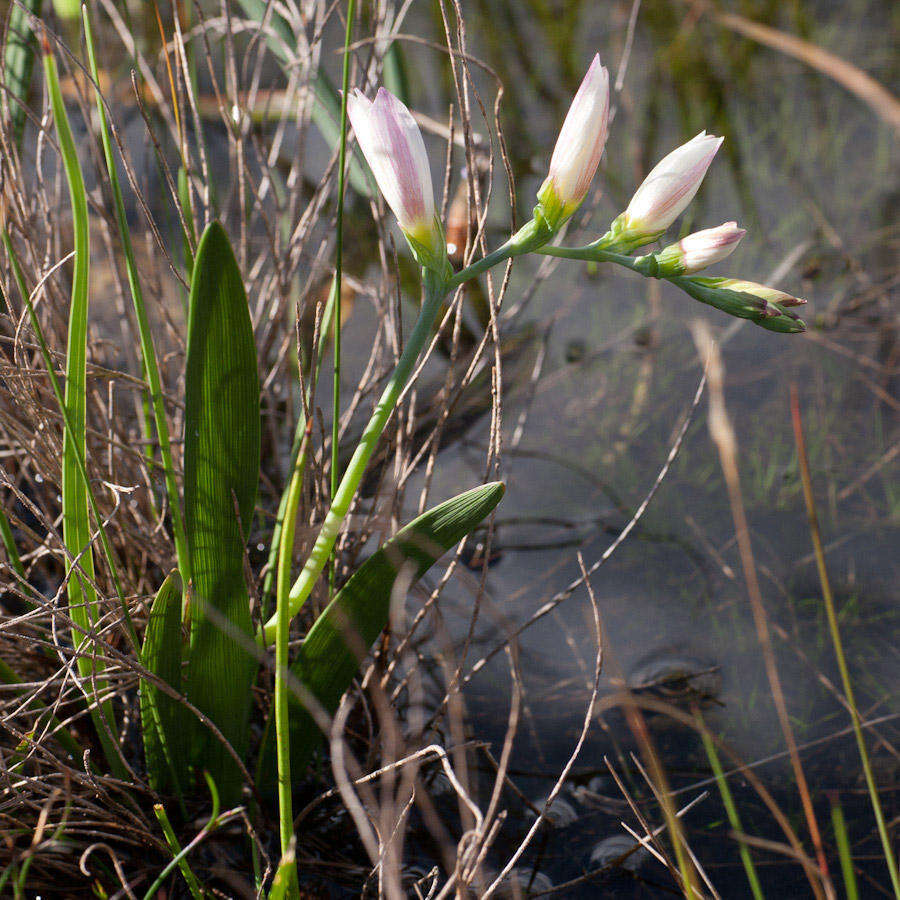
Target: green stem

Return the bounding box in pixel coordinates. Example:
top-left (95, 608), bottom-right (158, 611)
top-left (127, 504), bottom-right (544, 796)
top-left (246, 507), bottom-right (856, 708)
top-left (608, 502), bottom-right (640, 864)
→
top-left (261, 269), bottom-right (447, 644)
top-left (82, 6), bottom-right (190, 585)
top-left (697, 716), bottom-right (764, 900)
top-left (273, 422), bottom-right (309, 896)
top-left (535, 233), bottom-right (639, 268)
top-left (153, 803), bottom-right (203, 900)
top-left (447, 217), bottom-right (552, 289)
top-left (329, 0), bottom-right (355, 600)
top-left (260, 271), bottom-right (338, 617)
top-left (143, 773), bottom-right (221, 900)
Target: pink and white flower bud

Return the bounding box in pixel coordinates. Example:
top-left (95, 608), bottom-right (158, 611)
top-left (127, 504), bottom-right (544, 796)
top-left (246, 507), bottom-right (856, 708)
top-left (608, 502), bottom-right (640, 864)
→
top-left (347, 87), bottom-right (446, 271)
top-left (715, 278), bottom-right (806, 307)
top-left (622, 132), bottom-right (723, 235)
top-left (656, 221), bottom-right (746, 275)
top-left (537, 54), bottom-right (610, 228)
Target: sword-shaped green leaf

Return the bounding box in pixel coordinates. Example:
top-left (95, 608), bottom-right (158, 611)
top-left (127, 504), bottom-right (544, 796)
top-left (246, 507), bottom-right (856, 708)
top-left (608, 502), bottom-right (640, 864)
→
top-left (258, 481), bottom-right (505, 784)
top-left (183, 222), bottom-right (260, 804)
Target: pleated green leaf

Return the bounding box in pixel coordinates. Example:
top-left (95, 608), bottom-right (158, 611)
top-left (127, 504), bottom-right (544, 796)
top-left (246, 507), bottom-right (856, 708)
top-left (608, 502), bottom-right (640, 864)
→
top-left (259, 482), bottom-right (505, 784)
top-left (141, 571), bottom-right (188, 797)
top-left (184, 222), bottom-right (260, 804)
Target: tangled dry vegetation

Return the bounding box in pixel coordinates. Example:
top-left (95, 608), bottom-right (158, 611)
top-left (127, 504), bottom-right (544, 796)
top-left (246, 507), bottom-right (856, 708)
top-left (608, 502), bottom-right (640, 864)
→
top-left (0, 2), bottom-right (609, 895)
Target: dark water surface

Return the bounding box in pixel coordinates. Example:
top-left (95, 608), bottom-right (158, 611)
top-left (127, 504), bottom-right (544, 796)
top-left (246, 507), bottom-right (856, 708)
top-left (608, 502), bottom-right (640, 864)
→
top-left (384, 0), bottom-right (899, 894)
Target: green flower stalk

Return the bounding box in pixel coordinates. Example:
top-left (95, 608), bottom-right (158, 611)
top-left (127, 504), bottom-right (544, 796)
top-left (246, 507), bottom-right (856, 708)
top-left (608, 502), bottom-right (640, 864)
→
top-left (264, 66), bottom-right (807, 643)
top-left (261, 269), bottom-right (445, 643)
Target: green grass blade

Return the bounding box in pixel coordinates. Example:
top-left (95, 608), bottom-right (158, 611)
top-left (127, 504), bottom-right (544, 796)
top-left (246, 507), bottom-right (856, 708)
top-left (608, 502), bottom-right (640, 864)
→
top-left (698, 718), bottom-right (764, 900)
top-left (183, 222), bottom-right (261, 804)
top-left (143, 774), bottom-right (221, 900)
top-left (153, 803), bottom-right (203, 900)
top-left (0, 497), bottom-right (34, 608)
top-left (43, 39), bottom-right (127, 779)
top-left (259, 482), bottom-right (505, 784)
top-left (141, 571), bottom-right (188, 801)
top-left (792, 391), bottom-right (900, 896)
top-left (81, 5), bottom-right (190, 584)
top-left (830, 796), bottom-right (859, 900)
top-left (3, 228), bottom-right (135, 645)
top-left (2, 0), bottom-right (43, 146)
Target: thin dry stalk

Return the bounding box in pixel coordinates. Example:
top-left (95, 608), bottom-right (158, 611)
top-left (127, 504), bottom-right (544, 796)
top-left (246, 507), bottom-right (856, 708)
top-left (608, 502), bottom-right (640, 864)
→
top-left (689, 320), bottom-right (833, 900)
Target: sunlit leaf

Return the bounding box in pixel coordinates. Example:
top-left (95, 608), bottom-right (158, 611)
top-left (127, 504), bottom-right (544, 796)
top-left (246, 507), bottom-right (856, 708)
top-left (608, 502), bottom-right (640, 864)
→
top-left (183, 222), bottom-right (260, 804)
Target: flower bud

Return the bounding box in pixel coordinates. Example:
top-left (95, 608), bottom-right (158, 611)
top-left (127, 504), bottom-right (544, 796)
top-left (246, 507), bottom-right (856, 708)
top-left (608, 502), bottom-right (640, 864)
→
top-left (676, 275), bottom-right (806, 333)
top-left (654, 222), bottom-right (746, 275)
top-left (536, 55), bottom-right (610, 230)
top-left (347, 87), bottom-right (447, 273)
top-left (709, 278), bottom-right (806, 308)
top-left (618, 132), bottom-right (723, 238)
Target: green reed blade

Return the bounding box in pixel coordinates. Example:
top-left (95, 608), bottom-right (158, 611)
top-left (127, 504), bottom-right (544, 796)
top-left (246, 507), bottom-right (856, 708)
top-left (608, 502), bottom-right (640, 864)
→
top-left (43, 39), bottom-right (128, 779)
top-left (153, 802), bottom-right (202, 899)
top-left (830, 797), bottom-right (859, 900)
top-left (697, 717), bottom-right (764, 900)
top-left (0, 498), bottom-right (34, 608)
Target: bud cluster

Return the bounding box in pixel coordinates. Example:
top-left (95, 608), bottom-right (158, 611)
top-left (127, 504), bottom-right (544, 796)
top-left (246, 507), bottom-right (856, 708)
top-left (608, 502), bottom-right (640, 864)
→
top-left (345, 55), bottom-right (808, 332)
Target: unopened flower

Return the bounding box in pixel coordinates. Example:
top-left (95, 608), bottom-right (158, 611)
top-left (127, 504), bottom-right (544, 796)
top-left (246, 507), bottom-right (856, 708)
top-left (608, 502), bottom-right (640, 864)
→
top-left (710, 278), bottom-right (806, 307)
top-left (654, 222), bottom-right (746, 275)
top-left (676, 275), bottom-right (807, 333)
top-left (347, 87), bottom-right (447, 273)
top-left (616, 132), bottom-right (723, 240)
top-left (537, 55), bottom-right (610, 230)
